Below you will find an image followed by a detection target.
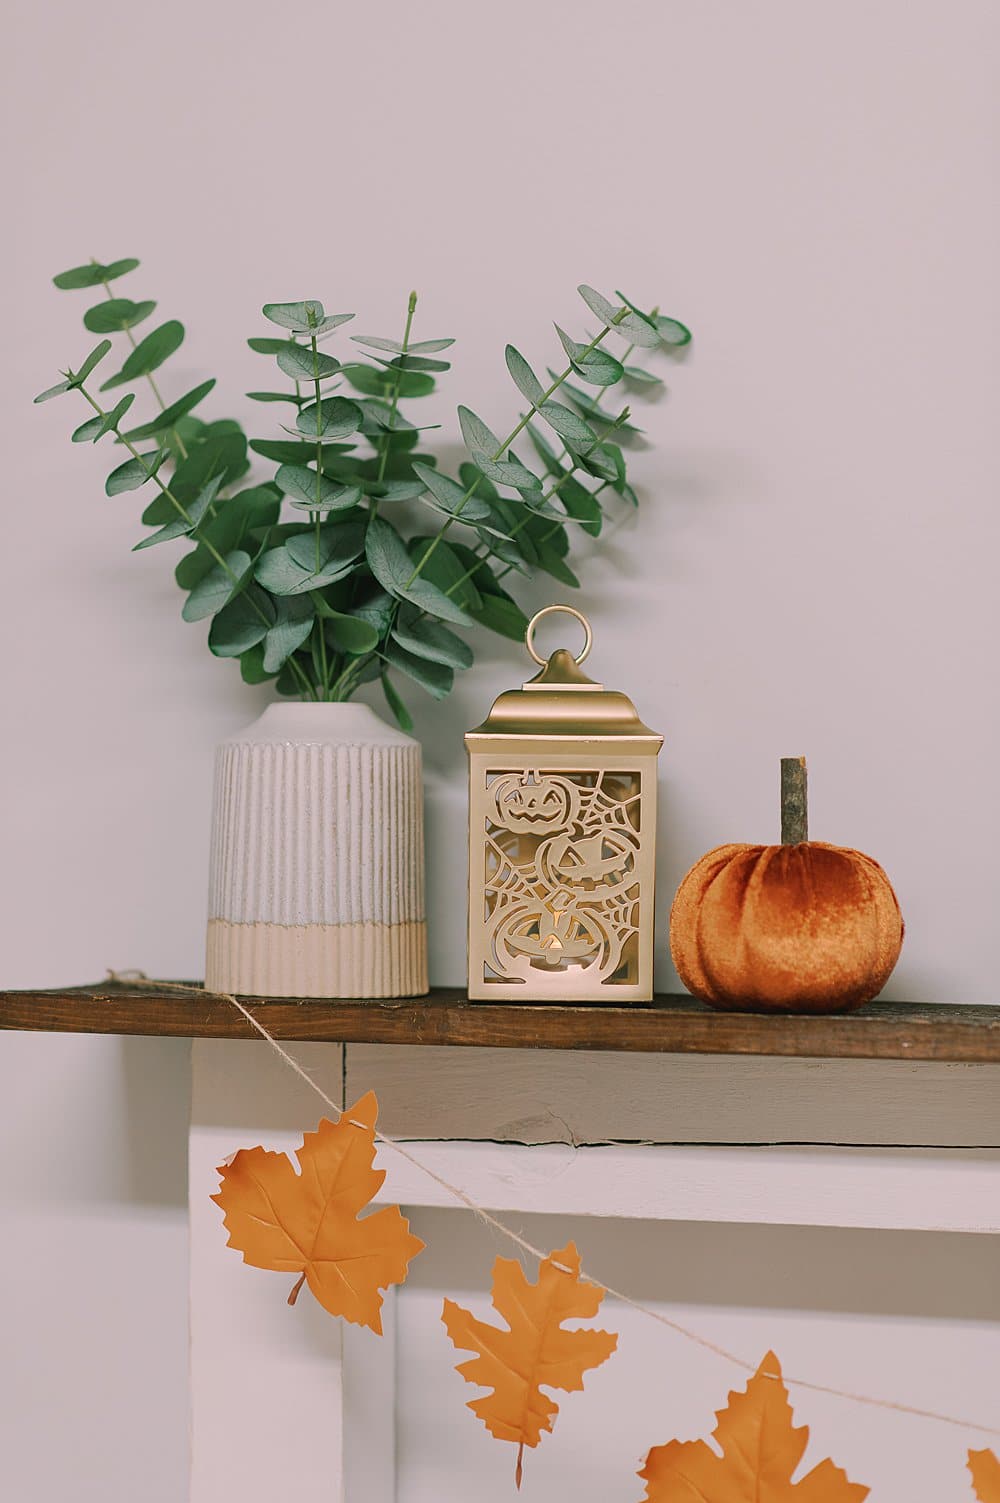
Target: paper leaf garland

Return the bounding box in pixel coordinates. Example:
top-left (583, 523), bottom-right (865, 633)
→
top-left (442, 1240), bottom-right (618, 1487)
top-left (638, 1351), bottom-right (869, 1502)
top-left (212, 1090), bottom-right (424, 1333)
top-left (969, 1450), bottom-right (1000, 1501)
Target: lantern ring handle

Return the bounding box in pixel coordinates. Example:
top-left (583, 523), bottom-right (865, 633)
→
top-left (525, 604), bottom-right (593, 667)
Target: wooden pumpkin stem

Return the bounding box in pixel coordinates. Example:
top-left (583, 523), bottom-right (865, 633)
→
top-left (780, 757), bottom-right (808, 844)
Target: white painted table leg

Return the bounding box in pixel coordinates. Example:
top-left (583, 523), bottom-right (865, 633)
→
top-left (189, 1040), bottom-right (350, 1503)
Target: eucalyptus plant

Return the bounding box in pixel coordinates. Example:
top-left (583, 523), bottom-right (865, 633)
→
top-left (36, 259), bottom-right (689, 727)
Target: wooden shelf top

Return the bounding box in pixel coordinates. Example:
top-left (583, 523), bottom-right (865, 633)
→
top-left (1, 982), bottom-right (998, 1061)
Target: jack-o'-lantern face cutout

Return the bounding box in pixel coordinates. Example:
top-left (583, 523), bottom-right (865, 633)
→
top-left (488, 773), bottom-right (578, 835)
top-left (537, 829), bottom-right (638, 899)
top-left (492, 897), bottom-right (614, 975)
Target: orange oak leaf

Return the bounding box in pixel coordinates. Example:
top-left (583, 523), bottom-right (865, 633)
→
top-left (638, 1351), bottom-right (869, 1502)
top-left (211, 1090), bottom-right (423, 1334)
top-left (442, 1240), bottom-right (618, 1488)
top-left (969, 1449), bottom-right (1000, 1501)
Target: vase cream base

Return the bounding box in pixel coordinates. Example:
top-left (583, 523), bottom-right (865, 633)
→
top-left (205, 918), bottom-right (428, 999)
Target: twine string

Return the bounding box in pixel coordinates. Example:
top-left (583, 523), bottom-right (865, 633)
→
top-left (107, 971), bottom-right (1000, 1441)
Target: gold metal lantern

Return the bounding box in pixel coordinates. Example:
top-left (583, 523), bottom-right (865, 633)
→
top-left (466, 605), bottom-right (663, 1003)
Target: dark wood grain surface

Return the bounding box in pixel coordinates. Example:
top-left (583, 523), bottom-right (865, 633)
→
top-left (1, 982), bottom-right (998, 1060)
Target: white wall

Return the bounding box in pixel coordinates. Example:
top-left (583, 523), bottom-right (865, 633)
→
top-left (3, 1), bottom-right (998, 1498)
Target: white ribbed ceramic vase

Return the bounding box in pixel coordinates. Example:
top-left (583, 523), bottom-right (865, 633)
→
top-left (205, 702), bottom-right (428, 999)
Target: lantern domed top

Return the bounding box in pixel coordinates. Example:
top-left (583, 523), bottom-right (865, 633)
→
top-left (466, 606), bottom-right (662, 748)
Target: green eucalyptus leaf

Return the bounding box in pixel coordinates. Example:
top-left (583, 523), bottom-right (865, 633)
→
top-left (71, 339), bottom-right (114, 386)
top-left (133, 476), bottom-right (222, 551)
top-left (535, 548), bottom-right (576, 584)
top-left (295, 395), bottom-right (363, 440)
top-left (382, 639), bottom-right (454, 700)
top-left (247, 391), bottom-right (304, 405)
top-left (505, 346), bottom-right (545, 406)
top-left (412, 462), bottom-right (492, 523)
top-left (356, 399), bottom-right (418, 434)
top-left (123, 379), bottom-right (216, 441)
top-left (83, 298), bottom-right (156, 334)
top-left (350, 588), bottom-right (395, 639)
top-left (365, 516), bottom-right (470, 626)
top-left (274, 659), bottom-right (304, 695)
top-left (392, 607), bottom-right (473, 670)
top-left (274, 463), bottom-right (343, 507)
top-left (351, 334), bottom-right (405, 353)
top-left (472, 591), bottom-right (531, 639)
top-left (71, 415), bottom-right (104, 443)
top-left (526, 424), bottom-right (563, 478)
top-left (380, 672), bottom-right (413, 733)
top-left (286, 526), bottom-right (365, 574)
top-left (288, 484), bottom-right (363, 513)
top-left (311, 313), bottom-right (355, 336)
top-left (478, 533), bottom-right (531, 574)
top-left (256, 523), bottom-right (364, 595)
top-left (276, 344), bottom-right (342, 381)
top-left (655, 314), bottom-right (692, 346)
top-left (53, 258), bottom-right (139, 290)
top-left (364, 479), bottom-right (426, 503)
top-left (100, 321), bottom-right (184, 389)
top-left (458, 461), bottom-right (499, 501)
top-left (261, 596), bottom-right (315, 672)
top-left (408, 337), bottom-right (455, 354)
top-left (183, 548), bottom-right (253, 621)
top-left (409, 537), bottom-right (483, 612)
top-left (477, 453), bottom-right (540, 490)
top-left (106, 450), bottom-right (167, 495)
top-left (458, 410), bottom-right (539, 488)
top-left (33, 378), bottom-right (73, 403)
top-left (539, 400), bottom-right (596, 448)
top-left (557, 472), bottom-right (603, 536)
top-left (319, 608), bottom-right (379, 654)
top-left (610, 290), bottom-right (662, 348)
top-left (263, 301), bottom-right (351, 333)
top-left (93, 392), bottom-right (135, 439)
top-left (556, 375), bottom-right (641, 436)
top-left (458, 405), bottom-right (501, 461)
top-left (247, 336), bottom-right (294, 355)
top-left (577, 284), bottom-right (622, 326)
top-left (444, 546), bottom-right (530, 639)
top-left (623, 364), bottom-right (664, 386)
top-left (340, 362), bottom-right (434, 399)
top-left (140, 428), bottom-right (247, 523)
top-left (249, 545), bottom-right (307, 595)
top-left (555, 327), bottom-right (624, 387)
top-left (385, 354), bottom-right (450, 373)
top-left (239, 643), bottom-right (276, 684)
top-left (175, 485), bottom-right (282, 588)
top-left (576, 444), bottom-right (620, 483)
top-left (250, 438), bottom-right (354, 465)
top-left (208, 584), bottom-right (275, 657)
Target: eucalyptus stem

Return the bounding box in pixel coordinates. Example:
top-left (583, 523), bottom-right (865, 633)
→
top-left (442, 409), bottom-right (629, 600)
top-left (92, 259), bottom-right (188, 460)
top-left (402, 310), bottom-right (628, 591)
top-left (308, 331), bottom-right (331, 698)
top-left (310, 334), bottom-right (323, 573)
top-left (374, 291), bottom-right (417, 493)
top-left (74, 380), bottom-right (317, 699)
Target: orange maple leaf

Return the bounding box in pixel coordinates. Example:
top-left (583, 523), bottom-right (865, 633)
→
top-left (442, 1240), bottom-right (618, 1487)
top-left (211, 1090), bottom-right (423, 1334)
top-left (638, 1351), bottom-right (869, 1502)
top-left (969, 1449), bottom-right (1000, 1501)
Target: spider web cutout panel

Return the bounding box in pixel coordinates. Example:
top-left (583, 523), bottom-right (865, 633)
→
top-left (480, 768), bottom-right (642, 987)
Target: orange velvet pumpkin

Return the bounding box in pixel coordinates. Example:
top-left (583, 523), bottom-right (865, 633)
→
top-left (670, 835), bottom-right (904, 1016)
